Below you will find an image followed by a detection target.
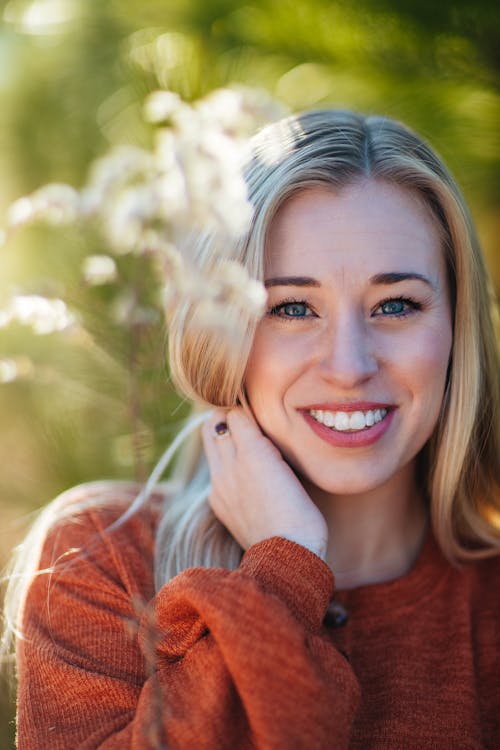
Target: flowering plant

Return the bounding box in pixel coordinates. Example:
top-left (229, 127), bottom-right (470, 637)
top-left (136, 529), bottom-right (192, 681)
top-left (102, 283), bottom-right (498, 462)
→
top-left (0, 85), bottom-right (283, 473)
top-left (3, 87), bottom-right (282, 342)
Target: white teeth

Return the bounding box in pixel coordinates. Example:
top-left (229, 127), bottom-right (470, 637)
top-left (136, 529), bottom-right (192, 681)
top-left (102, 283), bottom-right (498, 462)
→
top-left (334, 412), bottom-right (350, 431)
top-left (309, 407), bottom-right (388, 432)
top-left (323, 411), bottom-right (335, 427)
top-left (349, 411), bottom-right (366, 430)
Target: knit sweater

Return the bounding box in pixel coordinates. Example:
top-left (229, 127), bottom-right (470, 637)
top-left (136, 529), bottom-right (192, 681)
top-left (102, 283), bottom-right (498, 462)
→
top-left (16, 484), bottom-right (500, 750)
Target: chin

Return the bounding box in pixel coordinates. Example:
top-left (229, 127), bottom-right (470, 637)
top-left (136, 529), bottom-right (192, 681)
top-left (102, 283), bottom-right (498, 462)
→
top-left (293, 465), bottom-right (384, 497)
top-left (280, 432), bottom-right (419, 495)
top-left (291, 451), bottom-right (414, 498)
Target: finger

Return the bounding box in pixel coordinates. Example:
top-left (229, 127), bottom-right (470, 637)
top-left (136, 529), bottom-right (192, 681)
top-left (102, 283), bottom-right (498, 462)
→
top-left (226, 407), bottom-right (257, 436)
top-left (202, 410), bottom-right (236, 473)
top-left (206, 409), bottom-right (235, 445)
top-left (226, 407), bottom-right (274, 454)
top-left (214, 421), bottom-right (231, 437)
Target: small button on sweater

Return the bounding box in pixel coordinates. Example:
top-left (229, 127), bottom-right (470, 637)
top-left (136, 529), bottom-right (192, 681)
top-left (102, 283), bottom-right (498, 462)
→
top-left (16, 484), bottom-right (500, 749)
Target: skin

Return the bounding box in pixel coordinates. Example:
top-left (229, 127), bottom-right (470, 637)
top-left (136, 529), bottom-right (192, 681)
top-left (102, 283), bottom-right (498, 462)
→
top-left (203, 180), bottom-right (453, 589)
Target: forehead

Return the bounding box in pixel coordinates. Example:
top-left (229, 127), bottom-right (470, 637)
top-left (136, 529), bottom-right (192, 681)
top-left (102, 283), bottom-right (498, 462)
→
top-left (265, 180), bottom-right (445, 281)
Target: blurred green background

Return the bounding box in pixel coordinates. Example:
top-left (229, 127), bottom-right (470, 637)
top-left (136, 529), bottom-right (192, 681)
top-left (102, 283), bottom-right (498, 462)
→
top-left (0, 0), bottom-right (498, 746)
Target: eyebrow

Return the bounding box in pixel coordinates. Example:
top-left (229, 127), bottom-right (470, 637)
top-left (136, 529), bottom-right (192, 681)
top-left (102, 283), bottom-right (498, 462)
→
top-left (264, 272), bottom-right (436, 290)
top-left (264, 276), bottom-right (320, 288)
top-left (369, 272), bottom-right (436, 290)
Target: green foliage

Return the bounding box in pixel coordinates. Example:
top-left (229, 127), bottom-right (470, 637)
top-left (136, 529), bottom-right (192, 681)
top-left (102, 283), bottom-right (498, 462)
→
top-left (0, 1), bottom-right (498, 745)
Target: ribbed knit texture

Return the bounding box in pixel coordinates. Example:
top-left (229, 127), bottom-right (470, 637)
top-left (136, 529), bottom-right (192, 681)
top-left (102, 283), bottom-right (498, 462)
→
top-left (16, 486), bottom-right (500, 749)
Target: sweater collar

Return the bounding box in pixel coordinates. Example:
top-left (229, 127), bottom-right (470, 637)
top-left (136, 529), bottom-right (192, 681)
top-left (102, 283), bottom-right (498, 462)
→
top-left (333, 528), bottom-right (452, 623)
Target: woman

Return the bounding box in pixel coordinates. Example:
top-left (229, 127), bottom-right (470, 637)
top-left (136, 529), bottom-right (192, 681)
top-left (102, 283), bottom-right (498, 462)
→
top-left (3, 110), bottom-right (500, 749)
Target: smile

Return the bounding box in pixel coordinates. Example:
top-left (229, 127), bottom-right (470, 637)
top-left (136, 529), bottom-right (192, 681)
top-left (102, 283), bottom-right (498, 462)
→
top-left (309, 408), bottom-right (388, 432)
top-left (301, 404), bottom-right (395, 449)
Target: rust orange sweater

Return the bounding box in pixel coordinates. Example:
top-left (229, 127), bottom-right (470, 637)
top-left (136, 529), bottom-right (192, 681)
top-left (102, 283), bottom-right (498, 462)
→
top-left (17, 486), bottom-right (500, 749)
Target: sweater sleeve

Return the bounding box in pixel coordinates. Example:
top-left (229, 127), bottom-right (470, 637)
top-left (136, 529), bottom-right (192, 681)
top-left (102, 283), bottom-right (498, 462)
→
top-left (16, 503), bottom-right (360, 750)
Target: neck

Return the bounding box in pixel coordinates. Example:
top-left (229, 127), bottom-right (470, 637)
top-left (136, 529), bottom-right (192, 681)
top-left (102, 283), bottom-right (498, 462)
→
top-left (303, 463), bottom-right (428, 590)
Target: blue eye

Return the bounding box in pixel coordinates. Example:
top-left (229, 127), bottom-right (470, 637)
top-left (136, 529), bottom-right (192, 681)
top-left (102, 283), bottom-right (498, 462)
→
top-left (269, 301), bottom-right (313, 318)
top-left (374, 297), bottom-right (421, 318)
top-left (381, 300), bottom-right (406, 315)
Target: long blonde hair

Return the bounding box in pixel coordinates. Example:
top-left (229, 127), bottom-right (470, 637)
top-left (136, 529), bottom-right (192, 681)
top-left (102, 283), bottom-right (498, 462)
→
top-left (160, 109), bottom-right (500, 582)
top-left (3, 109), bottom-right (500, 657)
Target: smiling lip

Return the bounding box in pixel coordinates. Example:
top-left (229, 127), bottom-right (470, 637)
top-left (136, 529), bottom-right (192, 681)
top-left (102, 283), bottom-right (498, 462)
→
top-left (301, 402), bottom-right (395, 448)
top-left (304, 401), bottom-right (393, 412)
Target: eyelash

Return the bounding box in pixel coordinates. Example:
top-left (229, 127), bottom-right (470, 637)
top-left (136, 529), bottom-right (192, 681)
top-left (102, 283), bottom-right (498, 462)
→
top-left (373, 296), bottom-right (423, 318)
top-left (268, 298), bottom-right (316, 321)
top-left (267, 296), bottom-right (423, 321)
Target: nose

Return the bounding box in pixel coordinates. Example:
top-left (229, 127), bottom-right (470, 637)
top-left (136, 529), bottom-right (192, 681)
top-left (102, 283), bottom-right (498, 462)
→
top-left (317, 312), bottom-right (378, 388)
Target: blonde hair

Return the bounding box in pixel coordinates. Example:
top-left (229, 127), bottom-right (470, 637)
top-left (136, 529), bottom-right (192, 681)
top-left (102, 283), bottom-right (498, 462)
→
top-left (160, 109), bottom-right (500, 582)
top-left (3, 109), bottom-right (500, 659)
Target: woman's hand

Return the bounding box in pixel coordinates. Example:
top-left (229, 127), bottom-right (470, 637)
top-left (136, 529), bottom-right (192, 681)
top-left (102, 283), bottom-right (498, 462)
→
top-left (202, 408), bottom-right (328, 559)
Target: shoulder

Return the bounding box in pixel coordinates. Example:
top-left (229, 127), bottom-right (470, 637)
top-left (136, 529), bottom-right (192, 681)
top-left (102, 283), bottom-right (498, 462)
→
top-left (462, 551), bottom-right (500, 617)
top-left (43, 479), bottom-right (164, 523)
top-left (26, 480), bottom-right (171, 602)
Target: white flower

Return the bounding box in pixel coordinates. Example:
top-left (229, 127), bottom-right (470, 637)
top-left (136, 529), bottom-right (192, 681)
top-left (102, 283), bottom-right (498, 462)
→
top-left (211, 260), bottom-right (267, 316)
top-left (150, 97), bottom-right (253, 236)
top-left (0, 295), bottom-right (76, 335)
top-left (0, 359), bottom-right (18, 383)
top-left (112, 291), bottom-right (159, 327)
top-left (82, 255), bottom-right (118, 285)
top-left (154, 169), bottom-right (189, 224)
top-left (191, 298), bottom-right (232, 330)
top-left (177, 260), bottom-right (266, 336)
top-left (7, 197), bottom-right (34, 227)
top-left (103, 184), bottom-right (159, 253)
top-left (83, 145), bottom-right (154, 215)
top-left (0, 356), bottom-right (34, 383)
top-left (2, 85), bottom-right (280, 335)
top-left (197, 86), bottom-right (288, 137)
top-left (171, 126), bottom-right (252, 236)
top-left (143, 90), bottom-right (184, 123)
top-left (216, 269), bottom-right (266, 315)
top-left (154, 241), bottom-right (184, 280)
top-left (233, 85), bottom-right (288, 127)
top-left (243, 277), bottom-right (268, 313)
top-left (7, 184), bottom-right (81, 227)
top-left (196, 89), bottom-right (246, 133)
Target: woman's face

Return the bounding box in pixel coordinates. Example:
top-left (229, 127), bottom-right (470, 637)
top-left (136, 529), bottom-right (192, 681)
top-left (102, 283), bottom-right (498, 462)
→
top-left (245, 180), bottom-right (453, 497)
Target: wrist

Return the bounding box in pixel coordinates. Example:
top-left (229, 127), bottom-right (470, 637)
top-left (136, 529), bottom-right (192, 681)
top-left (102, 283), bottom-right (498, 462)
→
top-left (241, 536), bottom-right (334, 630)
top-left (279, 535), bottom-right (327, 561)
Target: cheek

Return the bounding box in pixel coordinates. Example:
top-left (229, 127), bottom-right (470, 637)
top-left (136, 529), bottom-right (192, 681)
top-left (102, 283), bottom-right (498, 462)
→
top-left (245, 334), bottom-right (274, 414)
top-left (245, 330), bottom-right (305, 416)
top-left (397, 324), bottom-right (452, 411)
